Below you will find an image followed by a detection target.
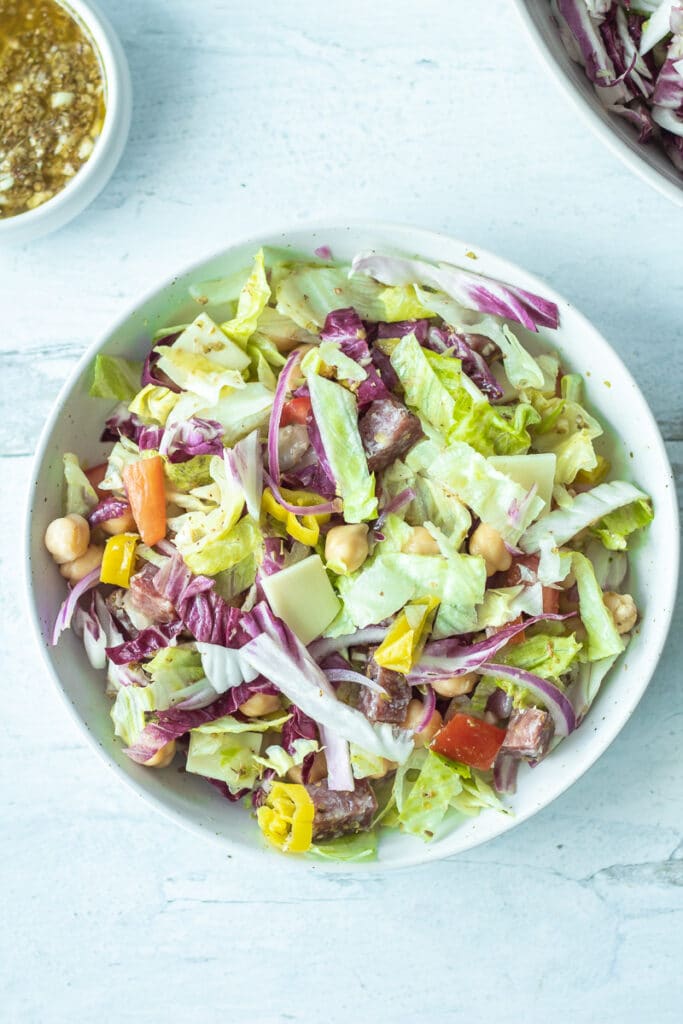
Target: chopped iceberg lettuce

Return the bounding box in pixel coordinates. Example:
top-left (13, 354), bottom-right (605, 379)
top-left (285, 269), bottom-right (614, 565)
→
top-left (430, 442), bottom-right (545, 543)
top-left (220, 249), bottom-right (271, 346)
top-left (306, 373), bottom-right (377, 522)
top-left (389, 333), bottom-right (539, 456)
top-left (90, 354), bottom-right (143, 402)
top-left (572, 552), bottom-right (625, 661)
top-left (590, 498), bottom-right (654, 551)
top-left (63, 452), bottom-right (98, 516)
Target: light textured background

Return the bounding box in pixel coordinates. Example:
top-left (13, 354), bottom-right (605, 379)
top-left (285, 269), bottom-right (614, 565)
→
top-left (2, 2), bottom-right (682, 1022)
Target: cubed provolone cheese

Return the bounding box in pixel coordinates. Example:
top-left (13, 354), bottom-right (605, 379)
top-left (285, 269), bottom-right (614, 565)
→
top-left (260, 554), bottom-right (341, 644)
top-left (488, 453), bottom-right (557, 512)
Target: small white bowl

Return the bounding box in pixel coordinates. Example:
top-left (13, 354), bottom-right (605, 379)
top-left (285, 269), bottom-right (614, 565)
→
top-left (0, 0), bottom-right (132, 244)
top-left (513, 1), bottom-right (683, 207)
top-left (24, 222), bottom-right (680, 871)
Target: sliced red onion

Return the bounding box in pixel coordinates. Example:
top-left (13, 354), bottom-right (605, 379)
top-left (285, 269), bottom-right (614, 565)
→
top-left (508, 483), bottom-right (538, 529)
top-left (50, 567), bottom-right (101, 646)
top-left (493, 753), bottom-right (519, 794)
top-left (267, 349), bottom-right (303, 489)
top-left (409, 612), bottom-right (572, 682)
top-left (416, 684), bottom-right (436, 733)
top-left (374, 487), bottom-right (416, 532)
top-left (263, 469), bottom-right (341, 516)
top-left (155, 539), bottom-right (177, 557)
top-left (480, 662), bottom-right (576, 737)
top-left (324, 667), bottom-right (387, 696)
top-left (319, 725), bottom-right (354, 791)
top-left (88, 497), bottom-right (130, 527)
top-left (309, 626), bottom-right (389, 661)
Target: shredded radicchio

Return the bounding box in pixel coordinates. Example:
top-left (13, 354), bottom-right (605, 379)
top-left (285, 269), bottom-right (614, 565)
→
top-left (153, 553), bottom-right (251, 646)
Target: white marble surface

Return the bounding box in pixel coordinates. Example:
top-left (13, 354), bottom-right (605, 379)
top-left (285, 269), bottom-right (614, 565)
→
top-left (2, 1), bottom-right (682, 1021)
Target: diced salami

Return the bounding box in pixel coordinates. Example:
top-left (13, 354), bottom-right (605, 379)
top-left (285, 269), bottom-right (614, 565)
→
top-left (500, 707), bottom-right (554, 760)
top-left (127, 565), bottom-right (178, 626)
top-left (358, 397), bottom-right (422, 472)
top-left (357, 656), bottom-right (411, 724)
top-left (305, 779), bottom-right (377, 840)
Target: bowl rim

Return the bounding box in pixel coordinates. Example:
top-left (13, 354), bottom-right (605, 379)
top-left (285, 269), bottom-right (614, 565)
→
top-left (0, 0), bottom-right (132, 239)
top-left (24, 219), bottom-right (680, 871)
top-left (511, 0), bottom-right (683, 208)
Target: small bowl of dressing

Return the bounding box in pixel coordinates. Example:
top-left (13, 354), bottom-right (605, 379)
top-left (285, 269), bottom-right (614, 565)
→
top-left (0, 0), bottom-right (132, 243)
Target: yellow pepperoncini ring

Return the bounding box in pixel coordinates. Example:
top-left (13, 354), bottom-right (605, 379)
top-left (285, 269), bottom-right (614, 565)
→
top-left (261, 486), bottom-right (330, 546)
top-left (373, 596), bottom-right (440, 674)
top-left (100, 533), bottom-right (139, 588)
top-left (256, 782), bottom-right (315, 853)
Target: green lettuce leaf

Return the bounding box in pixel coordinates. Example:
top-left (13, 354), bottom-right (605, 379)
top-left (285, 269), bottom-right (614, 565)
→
top-left (128, 384), bottom-right (180, 424)
top-left (63, 452), bottom-right (98, 516)
top-left (381, 452), bottom-right (472, 548)
top-left (389, 333), bottom-right (539, 456)
top-left (391, 749), bottom-right (504, 841)
top-left (220, 248), bottom-right (271, 346)
top-left (251, 305), bottom-right (318, 351)
top-left (308, 831), bottom-right (378, 862)
top-left (590, 498), bottom-right (654, 551)
top-left (90, 354), bottom-right (143, 402)
top-left (520, 480), bottom-right (650, 554)
top-left (145, 645), bottom-right (204, 688)
top-left (306, 373), bottom-right (377, 522)
top-left (168, 383), bottom-right (274, 446)
top-left (253, 738), bottom-right (320, 776)
top-left (163, 455), bottom-right (214, 492)
top-left (186, 729), bottom-right (262, 792)
top-left (155, 314), bottom-right (251, 403)
top-left (185, 515), bottom-right (262, 576)
top-left (335, 530), bottom-right (486, 637)
top-left (276, 265), bottom-right (388, 331)
top-left (429, 441), bottom-right (545, 543)
top-left (572, 552), bottom-right (624, 661)
top-left (111, 665), bottom-right (206, 747)
top-left (500, 632), bottom-right (583, 679)
top-left (527, 385), bottom-right (603, 484)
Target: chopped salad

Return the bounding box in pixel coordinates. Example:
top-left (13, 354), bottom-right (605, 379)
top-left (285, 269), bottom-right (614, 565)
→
top-left (552, 1), bottom-right (683, 173)
top-left (44, 246), bottom-right (653, 861)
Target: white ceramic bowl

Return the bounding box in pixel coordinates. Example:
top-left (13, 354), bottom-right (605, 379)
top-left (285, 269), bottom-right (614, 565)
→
top-left (513, 1), bottom-right (683, 207)
top-left (0, 0), bottom-right (132, 244)
top-left (25, 223), bottom-right (679, 871)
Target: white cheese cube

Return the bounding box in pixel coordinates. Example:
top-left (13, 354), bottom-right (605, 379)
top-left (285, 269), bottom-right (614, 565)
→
top-left (488, 453), bottom-right (557, 512)
top-left (260, 554), bottom-right (341, 644)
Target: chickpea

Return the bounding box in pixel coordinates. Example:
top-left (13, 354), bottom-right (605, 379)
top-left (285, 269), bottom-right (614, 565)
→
top-left (603, 591), bottom-right (638, 635)
top-left (59, 544), bottom-right (104, 582)
top-left (468, 523), bottom-right (512, 577)
top-left (402, 698), bottom-right (443, 748)
top-left (287, 751), bottom-right (327, 785)
top-left (45, 513), bottom-right (90, 564)
top-left (431, 672), bottom-right (479, 699)
top-left (101, 507), bottom-right (136, 535)
top-left (238, 692), bottom-right (281, 717)
top-left (324, 523), bottom-right (369, 574)
top-left (401, 526), bottom-right (440, 556)
top-left (145, 740), bottom-right (176, 768)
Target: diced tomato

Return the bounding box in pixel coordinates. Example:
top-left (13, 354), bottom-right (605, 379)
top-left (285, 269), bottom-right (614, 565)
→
top-left (542, 585), bottom-right (560, 615)
top-left (431, 713), bottom-right (506, 771)
top-left (280, 396), bottom-right (312, 427)
top-left (85, 462), bottom-right (108, 498)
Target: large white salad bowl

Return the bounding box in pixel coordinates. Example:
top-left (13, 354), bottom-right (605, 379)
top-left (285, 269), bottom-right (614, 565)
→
top-left (25, 223), bottom-right (679, 870)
